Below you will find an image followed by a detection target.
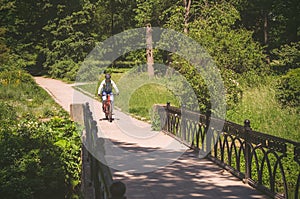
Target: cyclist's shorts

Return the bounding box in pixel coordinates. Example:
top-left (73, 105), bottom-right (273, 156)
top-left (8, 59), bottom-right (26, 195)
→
top-left (102, 91), bottom-right (114, 101)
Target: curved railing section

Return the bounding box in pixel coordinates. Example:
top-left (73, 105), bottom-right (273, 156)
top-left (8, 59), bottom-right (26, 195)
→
top-left (71, 103), bottom-right (126, 199)
top-left (82, 102), bottom-right (113, 199)
top-left (156, 103), bottom-right (300, 199)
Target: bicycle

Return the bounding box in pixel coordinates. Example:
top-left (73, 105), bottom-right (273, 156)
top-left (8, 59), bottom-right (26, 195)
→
top-left (102, 93), bottom-right (113, 122)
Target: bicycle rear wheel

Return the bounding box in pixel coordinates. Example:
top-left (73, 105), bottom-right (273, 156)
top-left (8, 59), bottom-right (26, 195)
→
top-left (108, 103), bottom-right (112, 122)
top-left (104, 102), bottom-right (109, 120)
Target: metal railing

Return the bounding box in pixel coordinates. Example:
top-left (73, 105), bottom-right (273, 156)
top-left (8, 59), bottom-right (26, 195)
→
top-left (71, 103), bottom-right (126, 199)
top-left (82, 102), bottom-right (113, 199)
top-left (156, 103), bottom-right (300, 199)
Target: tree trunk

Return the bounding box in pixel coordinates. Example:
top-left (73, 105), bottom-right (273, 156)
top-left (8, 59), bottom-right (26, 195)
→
top-left (183, 0), bottom-right (192, 34)
top-left (146, 24), bottom-right (154, 77)
top-left (263, 12), bottom-right (268, 46)
top-left (263, 11), bottom-right (270, 64)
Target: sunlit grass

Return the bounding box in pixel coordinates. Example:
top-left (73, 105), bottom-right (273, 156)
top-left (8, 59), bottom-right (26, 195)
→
top-left (75, 69), bottom-right (299, 141)
top-left (75, 69), bottom-right (180, 121)
top-left (226, 77), bottom-right (299, 142)
top-left (0, 80), bottom-right (66, 119)
top-left (127, 83), bottom-right (179, 120)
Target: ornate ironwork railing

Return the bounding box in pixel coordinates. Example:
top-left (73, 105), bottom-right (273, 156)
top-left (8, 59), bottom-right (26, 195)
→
top-left (71, 103), bottom-right (126, 199)
top-left (82, 102), bottom-right (113, 199)
top-left (156, 103), bottom-right (300, 199)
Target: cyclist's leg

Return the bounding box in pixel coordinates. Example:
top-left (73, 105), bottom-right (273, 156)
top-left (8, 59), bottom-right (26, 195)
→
top-left (102, 92), bottom-right (107, 112)
top-left (109, 92), bottom-right (114, 112)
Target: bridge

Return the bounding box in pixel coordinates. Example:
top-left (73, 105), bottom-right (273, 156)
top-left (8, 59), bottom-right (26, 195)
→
top-left (35, 77), bottom-right (299, 199)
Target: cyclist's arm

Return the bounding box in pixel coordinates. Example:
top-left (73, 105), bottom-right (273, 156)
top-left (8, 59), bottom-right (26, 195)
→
top-left (97, 80), bottom-right (105, 95)
top-left (111, 80), bottom-right (119, 94)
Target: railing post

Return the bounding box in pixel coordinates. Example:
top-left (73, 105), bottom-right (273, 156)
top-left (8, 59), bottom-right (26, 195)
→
top-left (109, 181), bottom-right (126, 199)
top-left (166, 102), bottom-right (170, 132)
top-left (182, 104), bottom-right (186, 141)
top-left (294, 145), bottom-right (300, 199)
top-left (244, 119), bottom-right (251, 183)
top-left (205, 109), bottom-right (211, 154)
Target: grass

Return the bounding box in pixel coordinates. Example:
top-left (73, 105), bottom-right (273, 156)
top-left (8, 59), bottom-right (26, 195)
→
top-left (0, 70), bottom-right (82, 198)
top-left (127, 83), bottom-right (179, 121)
top-left (0, 70), bottom-right (67, 119)
top-left (226, 77), bottom-right (300, 142)
top-left (75, 68), bottom-right (299, 142)
top-left (76, 68), bottom-right (180, 121)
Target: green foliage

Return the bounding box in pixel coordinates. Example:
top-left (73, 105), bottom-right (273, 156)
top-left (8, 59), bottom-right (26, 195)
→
top-left (0, 102), bottom-right (16, 130)
top-left (0, 69), bottom-right (33, 85)
top-left (275, 68), bottom-right (300, 111)
top-left (237, 0), bottom-right (300, 50)
top-left (0, 117), bottom-right (81, 199)
top-left (169, 58), bottom-right (211, 112)
top-left (163, 2), bottom-right (184, 32)
top-left (41, 1), bottom-right (98, 77)
top-left (227, 77), bottom-right (299, 142)
top-left (134, 0), bottom-right (178, 27)
top-left (128, 83), bottom-right (179, 120)
top-left (0, 54), bottom-right (32, 72)
top-left (0, 70), bottom-right (82, 198)
top-left (0, 0), bottom-right (100, 75)
top-left (189, 2), bottom-right (266, 75)
top-left (134, 0), bottom-right (155, 26)
top-left (271, 41), bottom-right (300, 74)
top-left (0, 70), bottom-right (65, 118)
top-left (49, 59), bottom-right (79, 81)
top-left (163, 1), bottom-right (267, 111)
top-left (0, 27), bottom-right (9, 65)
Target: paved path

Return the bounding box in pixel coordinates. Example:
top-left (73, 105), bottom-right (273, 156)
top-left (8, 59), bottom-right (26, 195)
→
top-left (35, 76), bottom-right (268, 199)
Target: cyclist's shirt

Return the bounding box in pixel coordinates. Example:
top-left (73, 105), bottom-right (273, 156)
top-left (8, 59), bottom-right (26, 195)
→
top-left (103, 79), bottom-right (112, 93)
top-left (97, 78), bottom-right (119, 96)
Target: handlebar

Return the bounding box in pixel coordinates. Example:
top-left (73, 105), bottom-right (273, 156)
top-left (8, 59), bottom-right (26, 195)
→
top-left (98, 93), bottom-right (119, 96)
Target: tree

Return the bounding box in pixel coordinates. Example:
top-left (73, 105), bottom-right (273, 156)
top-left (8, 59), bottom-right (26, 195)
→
top-left (146, 24), bottom-right (154, 76)
top-left (40, 0), bottom-right (100, 80)
top-left (271, 41), bottom-right (300, 73)
top-left (0, 27), bottom-right (9, 65)
top-left (165, 1), bottom-right (267, 110)
top-left (134, 0), bottom-right (178, 27)
top-left (237, 0), bottom-right (300, 51)
top-left (183, 0), bottom-right (192, 34)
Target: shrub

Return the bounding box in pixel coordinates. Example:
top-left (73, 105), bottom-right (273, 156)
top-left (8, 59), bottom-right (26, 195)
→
top-left (0, 117), bottom-right (81, 199)
top-left (49, 59), bottom-right (79, 81)
top-left (0, 69), bottom-right (82, 198)
top-left (276, 68), bottom-right (300, 111)
top-left (271, 41), bottom-right (300, 74)
top-left (0, 102), bottom-right (16, 123)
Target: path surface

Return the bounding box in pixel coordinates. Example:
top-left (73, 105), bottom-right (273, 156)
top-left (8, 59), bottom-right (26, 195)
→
top-left (35, 76), bottom-right (268, 199)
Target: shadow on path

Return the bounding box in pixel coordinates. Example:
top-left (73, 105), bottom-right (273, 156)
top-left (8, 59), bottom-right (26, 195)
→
top-left (106, 140), bottom-right (268, 199)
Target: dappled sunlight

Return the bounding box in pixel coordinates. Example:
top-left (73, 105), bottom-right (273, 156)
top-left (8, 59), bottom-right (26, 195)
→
top-left (110, 143), bottom-right (268, 198)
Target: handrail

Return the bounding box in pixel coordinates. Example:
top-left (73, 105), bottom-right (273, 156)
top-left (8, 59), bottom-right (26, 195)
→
top-left (156, 103), bottom-right (300, 199)
top-left (71, 103), bottom-right (126, 199)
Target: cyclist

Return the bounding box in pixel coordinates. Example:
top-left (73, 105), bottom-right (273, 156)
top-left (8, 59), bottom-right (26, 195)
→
top-left (97, 73), bottom-right (119, 113)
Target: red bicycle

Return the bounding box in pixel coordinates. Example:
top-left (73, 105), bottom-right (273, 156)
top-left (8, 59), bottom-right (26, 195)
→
top-left (103, 93), bottom-right (113, 122)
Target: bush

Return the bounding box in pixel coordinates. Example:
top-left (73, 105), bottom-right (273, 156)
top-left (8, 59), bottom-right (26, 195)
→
top-left (49, 59), bottom-right (79, 81)
top-left (276, 68), bottom-right (300, 111)
top-left (0, 117), bottom-right (81, 199)
top-left (0, 102), bottom-right (16, 124)
top-left (0, 69), bottom-right (82, 198)
top-left (271, 41), bottom-right (300, 74)
top-left (0, 70), bottom-right (35, 86)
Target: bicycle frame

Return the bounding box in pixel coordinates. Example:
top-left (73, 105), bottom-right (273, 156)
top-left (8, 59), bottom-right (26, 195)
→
top-left (103, 93), bottom-right (113, 122)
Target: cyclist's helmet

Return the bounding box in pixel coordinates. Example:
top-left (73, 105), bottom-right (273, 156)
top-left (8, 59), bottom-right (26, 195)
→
top-left (105, 73), bottom-right (111, 79)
